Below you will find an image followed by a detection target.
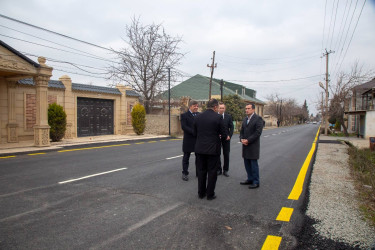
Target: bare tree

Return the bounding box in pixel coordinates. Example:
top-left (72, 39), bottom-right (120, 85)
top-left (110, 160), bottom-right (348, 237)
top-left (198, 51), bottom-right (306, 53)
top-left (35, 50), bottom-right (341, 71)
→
top-left (110, 17), bottom-right (184, 113)
top-left (265, 93), bottom-right (308, 125)
top-left (328, 62), bottom-right (374, 136)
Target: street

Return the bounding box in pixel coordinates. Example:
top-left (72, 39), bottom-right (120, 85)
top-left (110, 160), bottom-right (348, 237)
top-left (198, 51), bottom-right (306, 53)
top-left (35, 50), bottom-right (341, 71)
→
top-left (0, 124), bottom-right (319, 249)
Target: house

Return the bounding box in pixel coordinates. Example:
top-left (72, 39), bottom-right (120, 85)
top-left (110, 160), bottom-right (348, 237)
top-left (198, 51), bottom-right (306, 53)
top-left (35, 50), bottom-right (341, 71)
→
top-left (159, 74), bottom-right (265, 116)
top-left (0, 40), bottom-right (140, 146)
top-left (345, 78), bottom-right (375, 138)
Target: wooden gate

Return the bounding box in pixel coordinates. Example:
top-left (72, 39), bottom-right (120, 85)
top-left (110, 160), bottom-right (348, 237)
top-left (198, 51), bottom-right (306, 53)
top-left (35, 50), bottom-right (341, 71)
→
top-left (77, 97), bottom-right (114, 137)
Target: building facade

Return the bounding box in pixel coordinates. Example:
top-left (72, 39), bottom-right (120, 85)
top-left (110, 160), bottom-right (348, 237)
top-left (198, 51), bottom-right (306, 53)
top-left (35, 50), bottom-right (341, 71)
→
top-left (0, 41), bottom-right (140, 146)
top-left (345, 78), bottom-right (375, 138)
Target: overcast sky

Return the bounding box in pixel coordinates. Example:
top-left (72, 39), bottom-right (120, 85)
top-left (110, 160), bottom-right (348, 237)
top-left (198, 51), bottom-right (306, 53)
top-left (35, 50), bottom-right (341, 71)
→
top-left (1, 0), bottom-right (374, 115)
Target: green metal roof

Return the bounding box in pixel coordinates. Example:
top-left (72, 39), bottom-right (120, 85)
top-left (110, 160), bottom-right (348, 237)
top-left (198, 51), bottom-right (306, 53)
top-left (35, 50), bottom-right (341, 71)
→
top-left (161, 74), bottom-right (265, 104)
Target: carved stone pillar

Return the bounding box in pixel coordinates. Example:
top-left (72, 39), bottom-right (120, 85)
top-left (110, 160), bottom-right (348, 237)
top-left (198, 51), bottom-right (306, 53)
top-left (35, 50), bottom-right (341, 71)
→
top-left (7, 81), bottom-right (18, 142)
top-left (34, 57), bottom-right (52, 147)
top-left (64, 123), bottom-right (73, 139)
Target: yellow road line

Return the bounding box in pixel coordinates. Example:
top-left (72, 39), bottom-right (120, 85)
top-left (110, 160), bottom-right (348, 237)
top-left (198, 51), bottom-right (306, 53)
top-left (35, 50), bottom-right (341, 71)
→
top-left (0, 155), bottom-right (16, 159)
top-left (28, 153), bottom-right (46, 156)
top-left (170, 139), bottom-right (181, 141)
top-left (58, 143), bottom-right (130, 152)
top-left (135, 142), bottom-right (144, 144)
top-left (148, 141), bottom-right (157, 143)
top-left (160, 140), bottom-right (167, 142)
top-left (261, 235), bottom-right (282, 250)
top-left (288, 127), bottom-right (320, 200)
top-left (276, 207), bottom-right (294, 222)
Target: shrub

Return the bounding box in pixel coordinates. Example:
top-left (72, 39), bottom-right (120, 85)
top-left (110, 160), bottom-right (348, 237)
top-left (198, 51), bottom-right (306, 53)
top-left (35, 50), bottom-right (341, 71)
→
top-left (48, 103), bottom-right (67, 142)
top-left (131, 103), bottom-right (146, 135)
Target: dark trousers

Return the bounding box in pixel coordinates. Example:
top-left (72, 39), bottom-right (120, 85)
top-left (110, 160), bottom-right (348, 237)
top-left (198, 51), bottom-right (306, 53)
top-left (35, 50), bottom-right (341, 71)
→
top-left (243, 158), bottom-right (260, 185)
top-left (218, 140), bottom-right (230, 172)
top-left (196, 153), bottom-right (219, 198)
top-left (182, 152), bottom-right (197, 176)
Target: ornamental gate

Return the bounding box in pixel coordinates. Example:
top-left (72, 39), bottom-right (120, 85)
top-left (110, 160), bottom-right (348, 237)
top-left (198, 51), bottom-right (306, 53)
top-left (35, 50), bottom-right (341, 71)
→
top-left (77, 97), bottom-right (114, 137)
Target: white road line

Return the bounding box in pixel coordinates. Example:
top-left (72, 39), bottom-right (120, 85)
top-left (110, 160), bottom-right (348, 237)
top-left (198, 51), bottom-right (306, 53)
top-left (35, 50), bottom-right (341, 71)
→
top-left (166, 154), bottom-right (183, 160)
top-left (58, 167), bottom-right (127, 184)
top-left (264, 135), bottom-right (270, 138)
top-left (272, 133), bottom-right (277, 136)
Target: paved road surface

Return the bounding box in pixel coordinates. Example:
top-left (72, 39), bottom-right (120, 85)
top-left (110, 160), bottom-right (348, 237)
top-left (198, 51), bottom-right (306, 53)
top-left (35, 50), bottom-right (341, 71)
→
top-left (0, 124), bottom-right (319, 249)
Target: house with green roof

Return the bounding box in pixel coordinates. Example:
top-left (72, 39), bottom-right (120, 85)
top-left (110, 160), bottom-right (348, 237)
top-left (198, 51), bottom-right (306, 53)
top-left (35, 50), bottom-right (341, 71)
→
top-left (160, 74), bottom-right (265, 116)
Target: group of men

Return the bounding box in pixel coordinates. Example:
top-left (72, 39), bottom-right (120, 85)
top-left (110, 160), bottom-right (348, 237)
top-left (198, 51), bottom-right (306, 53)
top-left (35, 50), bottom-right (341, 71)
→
top-left (180, 99), bottom-right (264, 200)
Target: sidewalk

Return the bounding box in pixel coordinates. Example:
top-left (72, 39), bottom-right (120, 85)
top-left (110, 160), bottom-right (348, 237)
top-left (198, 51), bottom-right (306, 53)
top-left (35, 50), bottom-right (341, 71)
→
top-left (0, 134), bottom-right (171, 156)
top-left (299, 134), bottom-right (375, 248)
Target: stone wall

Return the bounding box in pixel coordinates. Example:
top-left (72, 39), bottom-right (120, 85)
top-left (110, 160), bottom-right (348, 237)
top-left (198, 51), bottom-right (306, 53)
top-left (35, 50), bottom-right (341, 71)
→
top-left (145, 114), bottom-right (182, 136)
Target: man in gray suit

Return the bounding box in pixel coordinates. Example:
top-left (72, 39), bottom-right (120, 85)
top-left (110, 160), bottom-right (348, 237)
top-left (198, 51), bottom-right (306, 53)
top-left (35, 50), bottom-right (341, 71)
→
top-left (240, 103), bottom-right (264, 189)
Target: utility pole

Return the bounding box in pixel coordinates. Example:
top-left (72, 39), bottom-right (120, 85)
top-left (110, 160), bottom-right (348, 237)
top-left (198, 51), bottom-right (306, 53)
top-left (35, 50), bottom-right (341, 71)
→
top-left (220, 79), bottom-right (224, 101)
top-left (322, 49), bottom-right (334, 135)
top-left (207, 51), bottom-right (217, 100)
top-left (168, 67), bottom-right (171, 136)
top-left (321, 92), bottom-right (324, 122)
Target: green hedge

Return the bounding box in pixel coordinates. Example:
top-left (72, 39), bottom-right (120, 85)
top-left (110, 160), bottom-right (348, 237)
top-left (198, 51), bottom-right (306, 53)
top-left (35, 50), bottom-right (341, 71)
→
top-left (131, 103), bottom-right (146, 135)
top-left (48, 103), bottom-right (67, 142)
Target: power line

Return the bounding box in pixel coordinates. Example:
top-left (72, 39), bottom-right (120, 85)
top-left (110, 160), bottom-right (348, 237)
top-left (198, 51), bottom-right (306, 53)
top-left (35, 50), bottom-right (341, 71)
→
top-left (226, 75), bottom-right (322, 83)
top-left (329, 0), bottom-right (340, 49)
top-left (0, 13), bottom-right (116, 52)
top-left (0, 33), bottom-right (120, 64)
top-left (219, 52), bottom-right (320, 61)
top-left (331, 0), bottom-right (359, 75)
top-left (53, 68), bottom-right (109, 79)
top-left (334, 0), bottom-right (366, 76)
top-left (0, 24), bottom-right (115, 62)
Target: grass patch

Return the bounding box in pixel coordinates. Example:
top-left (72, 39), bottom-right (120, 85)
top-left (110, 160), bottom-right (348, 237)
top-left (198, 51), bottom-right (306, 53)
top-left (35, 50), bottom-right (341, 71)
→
top-left (329, 132), bottom-right (357, 137)
top-left (348, 146), bottom-right (375, 226)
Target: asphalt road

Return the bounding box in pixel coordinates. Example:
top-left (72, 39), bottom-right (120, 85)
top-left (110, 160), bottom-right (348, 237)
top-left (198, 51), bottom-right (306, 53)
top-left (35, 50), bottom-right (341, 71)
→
top-left (0, 124), bottom-right (319, 249)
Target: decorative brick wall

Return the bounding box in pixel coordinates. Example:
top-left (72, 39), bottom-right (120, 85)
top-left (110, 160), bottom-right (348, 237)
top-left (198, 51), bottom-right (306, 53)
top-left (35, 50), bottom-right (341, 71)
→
top-left (48, 95), bottom-right (57, 104)
top-left (26, 94), bottom-right (36, 129)
top-left (26, 94), bottom-right (58, 129)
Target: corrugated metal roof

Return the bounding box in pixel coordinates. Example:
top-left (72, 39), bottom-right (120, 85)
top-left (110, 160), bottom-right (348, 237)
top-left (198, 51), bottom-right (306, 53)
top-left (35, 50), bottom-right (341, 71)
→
top-left (72, 83), bottom-right (122, 95)
top-left (160, 74), bottom-right (265, 104)
top-left (126, 90), bottom-right (140, 97)
top-left (18, 78), bottom-right (65, 89)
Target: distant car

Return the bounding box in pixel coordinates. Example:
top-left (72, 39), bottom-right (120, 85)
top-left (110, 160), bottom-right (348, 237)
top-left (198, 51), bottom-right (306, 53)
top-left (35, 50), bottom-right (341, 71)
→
top-left (312, 121), bottom-right (317, 124)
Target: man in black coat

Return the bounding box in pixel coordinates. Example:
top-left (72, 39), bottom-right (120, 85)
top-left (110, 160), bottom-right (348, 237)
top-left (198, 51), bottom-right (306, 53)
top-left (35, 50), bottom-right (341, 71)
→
top-left (194, 99), bottom-right (227, 200)
top-left (217, 102), bottom-right (234, 177)
top-left (240, 103), bottom-right (264, 189)
top-left (180, 100), bottom-right (199, 181)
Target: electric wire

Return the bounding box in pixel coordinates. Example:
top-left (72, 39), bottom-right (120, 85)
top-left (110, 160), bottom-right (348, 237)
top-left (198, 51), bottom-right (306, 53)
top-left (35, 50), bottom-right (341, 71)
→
top-left (334, 0), bottom-right (366, 77)
top-left (0, 24), bottom-right (115, 62)
top-left (0, 33), bottom-right (119, 64)
top-left (331, 0), bottom-right (360, 77)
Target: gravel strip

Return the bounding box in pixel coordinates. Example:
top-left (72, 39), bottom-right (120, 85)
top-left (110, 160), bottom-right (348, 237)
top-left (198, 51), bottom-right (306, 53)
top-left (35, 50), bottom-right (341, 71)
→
top-left (306, 143), bottom-right (375, 248)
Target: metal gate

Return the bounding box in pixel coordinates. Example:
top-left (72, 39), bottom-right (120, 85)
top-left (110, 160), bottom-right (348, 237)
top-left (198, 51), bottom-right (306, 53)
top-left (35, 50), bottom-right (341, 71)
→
top-left (77, 97), bottom-right (114, 137)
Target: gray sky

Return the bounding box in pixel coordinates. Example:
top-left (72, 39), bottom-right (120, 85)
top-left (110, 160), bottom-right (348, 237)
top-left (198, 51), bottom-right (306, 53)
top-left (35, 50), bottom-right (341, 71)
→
top-left (1, 0), bottom-right (374, 115)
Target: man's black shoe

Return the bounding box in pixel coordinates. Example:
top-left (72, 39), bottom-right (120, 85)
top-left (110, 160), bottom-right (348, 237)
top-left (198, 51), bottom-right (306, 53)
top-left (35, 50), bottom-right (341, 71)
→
top-left (217, 170), bottom-right (222, 175)
top-left (207, 195), bottom-right (217, 200)
top-left (223, 171), bottom-right (229, 177)
top-left (248, 184), bottom-right (259, 189)
top-left (182, 174), bottom-right (189, 181)
top-left (240, 180), bottom-right (252, 185)
top-left (198, 194), bottom-right (206, 199)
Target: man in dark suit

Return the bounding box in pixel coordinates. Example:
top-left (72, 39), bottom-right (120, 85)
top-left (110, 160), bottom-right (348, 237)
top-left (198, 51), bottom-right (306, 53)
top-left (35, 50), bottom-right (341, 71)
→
top-left (180, 100), bottom-right (199, 181)
top-left (217, 102), bottom-right (234, 177)
top-left (240, 103), bottom-right (264, 189)
top-left (194, 99), bottom-right (227, 200)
